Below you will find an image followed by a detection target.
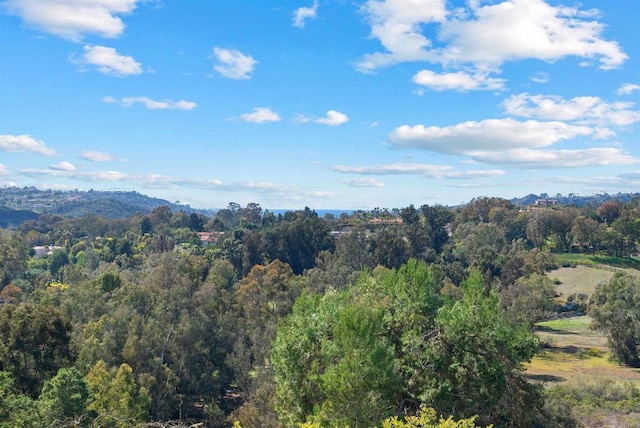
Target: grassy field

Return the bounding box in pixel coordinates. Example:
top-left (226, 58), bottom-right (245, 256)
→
top-left (528, 317), bottom-right (640, 385)
top-left (548, 266), bottom-right (615, 301)
top-left (548, 253), bottom-right (640, 302)
top-left (527, 317), bottom-right (640, 428)
top-left (554, 253), bottom-right (640, 270)
top-left (532, 258), bottom-right (640, 427)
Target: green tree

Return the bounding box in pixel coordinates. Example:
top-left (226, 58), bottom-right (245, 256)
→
top-left (272, 261), bottom-right (442, 426)
top-left (0, 232), bottom-right (29, 287)
top-left (589, 273), bottom-right (640, 367)
top-left (335, 226), bottom-right (373, 272)
top-left (571, 215), bottom-right (603, 252)
top-left (0, 303), bottom-right (73, 397)
top-left (272, 290), bottom-right (401, 427)
top-left (500, 273), bottom-right (556, 328)
top-left (86, 361), bottom-right (151, 428)
top-left (420, 204), bottom-right (454, 254)
top-left (371, 227), bottom-right (410, 269)
top-left (0, 371), bottom-right (42, 427)
top-left (37, 367), bottom-right (91, 425)
top-left (424, 272), bottom-right (542, 426)
top-left (273, 262), bottom-right (539, 427)
top-left (49, 249), bottom-right (70, 281)
top-left (262, 208), bottom-right (334, 275)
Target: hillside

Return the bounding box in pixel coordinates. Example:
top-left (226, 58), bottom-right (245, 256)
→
top-left (0, 186), bottom-right (212, 220)
top-left (510, 192), bottom-right (640, 207)
top-left (0, 206), bottom-right (40, 228)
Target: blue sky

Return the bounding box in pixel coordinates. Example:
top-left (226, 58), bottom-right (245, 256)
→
top-left (1, 0), bottom-right (639, 210)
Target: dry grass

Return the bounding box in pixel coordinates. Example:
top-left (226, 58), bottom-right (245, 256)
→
top-left (527, 316), bottom-right (640, 385)
top-left (547, 266), bottom-right (615, 302)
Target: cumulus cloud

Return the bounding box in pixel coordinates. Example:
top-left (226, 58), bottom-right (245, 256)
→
top-left (438, 0), bottom-right (626, 70)
top-left (357, 0), bottom-right (446, 71)
top-left (503, 93), bottom-right (640, 126)
top-left (340, 177), bottom-right (385, 188)
top-left (413, 69), bottom-right (505, 91)
top-left (298, 110), bottom-right (349, 126)
top-left (2, 0), bottom-right (141, 41)
top-left (390, 119), bottom-right (602, 152)
top-left (103, 96), bottom-right (197, 110)
top-left (213, 47), bottom-right (258, 80)
top-left (617, 83), bottom-right (640, 96)
top-left (387, 119), bottom-right (634, 168)
top-left (293, 1), bottom-right (319, 28)
top-left (357, 0), bottom-right (626, 73)
top-left (333, 163), bottom-right (505, 179)
top-left (240, 107), bottom-right (281, 123)
top-left (76, 45), bottom-right (142, 76)
top-left (315, 110), bottom-right (349, 126)
top-left (0, 134), bottom-right (57, 156)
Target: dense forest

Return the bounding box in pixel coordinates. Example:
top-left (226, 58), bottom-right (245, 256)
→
top-left (1, 195), bottom-right (639, 427)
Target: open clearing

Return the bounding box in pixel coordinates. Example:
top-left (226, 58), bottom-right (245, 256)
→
top-left (548, 266), bottom-right (615, 301)
top-left (527, 316), bottom-right (640, 386)
top-left (527, 316), bottom-right (640, 428)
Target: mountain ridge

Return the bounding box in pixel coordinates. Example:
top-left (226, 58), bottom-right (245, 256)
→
top-left (2, 186), bottom-right (639, 225)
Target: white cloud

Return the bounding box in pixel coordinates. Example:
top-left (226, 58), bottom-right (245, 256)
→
top-left (474, 147), bottom-right (636, 168)
top-left (103, 96), bottom-right (197, 110)
top-left (412, 69), bottom-right (505, 91)
top-left (50, 161), bottom-right (76, 172)
top-left (20, 167), bottom-right (130, 181)
top-left (81, 150), bottom-right (117, 162)
top-left (340, 178), bottom-right (385, 188)
top-left (439, 0), bottom-right (626, 70)
top-left (357, 0), bottom-right (447, 72)
top-left (0, 164), bottom-right (9, 176)
top-left (240, 107), bottom-right (281, 123)
top-left (390, 119), bottom-right (601, 152)
top-left (0, 134), bottom-right (57, 156)
top-left (388, 119), bottom-right (633, 168)
top-left (358, 0), bottom-right (626, 73)
top-left (2, 0), bottom-right (141, 41)
top-left (293, 1), bottom-right (318, 28)
top-left (503, 93), bottom-right (640, 126)
top-left (530, 71), bottom-right (549, 83)
top-left (617, 83), bottom-right (640, 96)
top-left (315, 110), bottom-right (349, 126)
top-left (333, 163), bottom-right (505, 179)
top-left (78, 45), bottom-right (142, 76)
top-left (213, 47), bottom-right (258, 80)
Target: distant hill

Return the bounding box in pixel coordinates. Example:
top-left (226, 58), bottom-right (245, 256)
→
top-left (2, 186), bottom-right (639, 226)
top-left (0, 206), bottom-right (40, 228)
top-left (510, 192), bottom-right (640, 207)
top-left (0, 187), bottom-right (212, 220)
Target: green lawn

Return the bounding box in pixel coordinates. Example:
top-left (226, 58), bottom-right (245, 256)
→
top-left (554, 253), bottom-right (640, 270)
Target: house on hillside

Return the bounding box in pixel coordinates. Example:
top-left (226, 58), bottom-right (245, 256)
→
top-left (197, 232), bottom-right (224, 245)
top-left (32, 245), bottom-right (62, 259)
